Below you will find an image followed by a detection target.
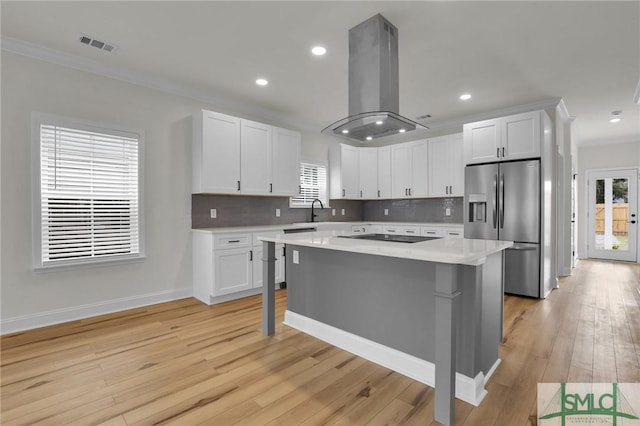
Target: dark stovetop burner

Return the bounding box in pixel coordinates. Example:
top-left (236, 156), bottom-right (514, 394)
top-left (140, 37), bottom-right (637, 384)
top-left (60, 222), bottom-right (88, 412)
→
top-left (338, 234), bottom-right (440, 243)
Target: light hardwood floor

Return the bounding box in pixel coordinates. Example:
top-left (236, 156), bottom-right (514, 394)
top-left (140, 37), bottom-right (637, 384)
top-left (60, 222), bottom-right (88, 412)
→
top-left (1, 259), bottom-right (639, 425)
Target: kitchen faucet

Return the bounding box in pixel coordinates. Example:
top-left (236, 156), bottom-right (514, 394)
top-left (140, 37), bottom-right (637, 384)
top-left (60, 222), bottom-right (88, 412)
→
top-left (311, 198), bottom-right (324, 223)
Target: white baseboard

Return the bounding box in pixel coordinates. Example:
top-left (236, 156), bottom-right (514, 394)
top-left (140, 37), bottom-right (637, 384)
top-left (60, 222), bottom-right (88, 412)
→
top-left (284, 310), bottom-right (493, 406)
top-left (0, 287), bottom-right (192, 335)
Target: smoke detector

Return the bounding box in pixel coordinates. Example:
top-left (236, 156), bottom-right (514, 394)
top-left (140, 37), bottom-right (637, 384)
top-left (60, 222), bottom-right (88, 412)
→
top-left (79, 34), bottom-right (116, 53)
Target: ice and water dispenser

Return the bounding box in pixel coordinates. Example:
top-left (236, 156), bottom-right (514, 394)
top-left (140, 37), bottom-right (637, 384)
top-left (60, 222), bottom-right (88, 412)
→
top-left (468, 194), bottom-right (487, 223)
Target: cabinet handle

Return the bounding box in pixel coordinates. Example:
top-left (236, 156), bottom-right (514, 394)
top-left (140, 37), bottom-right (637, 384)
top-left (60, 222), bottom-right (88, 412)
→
top-left (360, 190), bottom-right (363, 198)
top-left (237, 180), bottom-right (241, 191)
top-left (409, 188), bottom-right (412, 196)
top-left (343, 189), bottom-right (345, 197)
top-left (270, 183), bottom-right (273, 193)
top-left (445, 186), bottom-right (448, 195)
top-left (249, 250), bottom-right (253, 261)
top-left (502, 147), bottom-right (505, 157)
top-left (228, 239), bottom-right (240, 243)
top-left (299, 185), bottom-right (302, 194)
top-left (405, 188), bottom-right (408, 196)
top-left (497, 147), bottom-right (500, 158)
top-left (378, 190), bottom-right (381, 198)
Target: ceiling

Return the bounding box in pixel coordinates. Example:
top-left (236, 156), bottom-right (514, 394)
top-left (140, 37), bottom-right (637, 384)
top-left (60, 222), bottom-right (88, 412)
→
top-left (2, 1), bottom-right (639, 147)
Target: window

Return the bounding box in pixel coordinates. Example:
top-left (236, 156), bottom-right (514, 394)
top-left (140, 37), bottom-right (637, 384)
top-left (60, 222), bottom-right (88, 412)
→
top-left (290, 160), bottom-right (328, 208)
top-left (33, 113), bottom-right (144, 269)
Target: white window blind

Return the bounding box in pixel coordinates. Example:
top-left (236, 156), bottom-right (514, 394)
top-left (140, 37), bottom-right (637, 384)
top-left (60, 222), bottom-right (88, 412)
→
top-left (290, 161), bottom-right (328, 208)
top-left (38, 122), bottom-right (141, 266)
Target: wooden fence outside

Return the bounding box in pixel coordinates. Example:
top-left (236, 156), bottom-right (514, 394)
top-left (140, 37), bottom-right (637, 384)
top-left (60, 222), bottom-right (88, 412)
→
top-left (595, 203), bottom-right (628, 235)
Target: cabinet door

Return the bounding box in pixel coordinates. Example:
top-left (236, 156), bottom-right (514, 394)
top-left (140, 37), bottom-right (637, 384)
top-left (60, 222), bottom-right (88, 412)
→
top-left (409, 140), bottom-right (428, 198)
top-left (463, 118), bottom-right (500, 165)
top-left (240, 120), bottom-right (272, 194)
top-left (199, 111), bottom-right (241, 193)
top-left (428, 136), bottom-right (451, 197)
top-left (271, 127), bottom-right (300, 196)
top-left (359, 148), bottom-right (378, 199)
top-left (213, 247), bottom-right (252, 296)
top-left (275, 244), bottom-right (285, 284)
top-left (377, 146), bottom-right (392, 198)
top-left (502, 111), bottom-right (541, 160)
top-left (429, 134), bottom-right (464, 197)
top-left (391, 143), bottom-right (411, 198)
top-left (341, 145), bottom-right (360, 198)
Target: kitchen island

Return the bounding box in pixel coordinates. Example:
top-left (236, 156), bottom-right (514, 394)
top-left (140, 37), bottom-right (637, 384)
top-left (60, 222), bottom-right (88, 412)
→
top-left (258, 231), bottom-right (512, 425)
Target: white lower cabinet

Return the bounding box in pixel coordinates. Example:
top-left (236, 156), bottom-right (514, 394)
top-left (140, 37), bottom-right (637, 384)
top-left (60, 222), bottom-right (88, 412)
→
top-left (193, 230), bottom-right (285, 305)
top-left (383, 225), bottom-right (420, 235)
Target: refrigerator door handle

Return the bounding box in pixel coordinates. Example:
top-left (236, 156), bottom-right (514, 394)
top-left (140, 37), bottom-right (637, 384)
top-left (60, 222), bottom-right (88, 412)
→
top-left (508, 245), bottom-right (537, 251)
top-left (499, 173), bottom-right (505, 228)
top-left (493, 174), bottom-right (498, 229)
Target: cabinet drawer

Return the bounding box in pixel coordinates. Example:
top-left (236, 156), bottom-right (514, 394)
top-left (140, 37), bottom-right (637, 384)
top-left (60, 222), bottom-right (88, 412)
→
top-left (383, 225), bottom-right (420, 235)
top-left (445, 228), bottom-right (463, 238)
top-left (213, 233), bottom-right (252, 249)
top-left (421, 227), bottom-right (445, 237)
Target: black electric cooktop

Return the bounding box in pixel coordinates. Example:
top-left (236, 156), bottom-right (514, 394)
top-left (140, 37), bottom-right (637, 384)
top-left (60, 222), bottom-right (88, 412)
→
top-left (338, 234), bottom-right (440, 243)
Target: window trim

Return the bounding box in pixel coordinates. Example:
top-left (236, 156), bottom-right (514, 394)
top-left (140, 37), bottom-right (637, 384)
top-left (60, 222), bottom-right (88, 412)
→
top-left (31, 112), bottom-right (146, 271)
top-left (289, 158), bottom-right (330, 209)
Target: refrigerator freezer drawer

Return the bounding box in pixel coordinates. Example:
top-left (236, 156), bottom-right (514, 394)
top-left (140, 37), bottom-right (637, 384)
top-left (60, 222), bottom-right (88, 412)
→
top-left (504, 243), bottom-right (540, 297)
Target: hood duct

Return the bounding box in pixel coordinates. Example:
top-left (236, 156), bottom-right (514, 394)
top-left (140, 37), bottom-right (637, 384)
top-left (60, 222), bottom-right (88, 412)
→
top-left (322, 14), bottom-right (427, 142)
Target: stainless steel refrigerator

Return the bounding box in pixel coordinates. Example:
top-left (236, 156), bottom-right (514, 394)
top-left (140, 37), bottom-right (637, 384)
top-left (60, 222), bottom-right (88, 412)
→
top-left (464, 160), bottom-right (540, 297)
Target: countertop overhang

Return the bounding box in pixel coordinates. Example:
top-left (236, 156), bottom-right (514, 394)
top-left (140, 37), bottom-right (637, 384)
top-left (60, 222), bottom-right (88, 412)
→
top-left (259, 231), bottom-right (513, 266)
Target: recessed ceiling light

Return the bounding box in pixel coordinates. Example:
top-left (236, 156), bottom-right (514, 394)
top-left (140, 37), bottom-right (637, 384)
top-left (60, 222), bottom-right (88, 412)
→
top-left (311, 46), bottom-right (327, 56)
top-left (399, 129), bottom-right (406, 133)
top-left (609, 117), bottom-right (621, 123)
top-left (256, 78), bottom-right (269, 86)
top-left (366, 136), bottom-right (373, 141)
top-left (342, 129), bottom-right (349, 134)
top-left (609, 110), bottom-right (622, 123)
top-left (459, 93), bottom-right (472, 101)
top-left (375, 120), bottom-right (383, 125)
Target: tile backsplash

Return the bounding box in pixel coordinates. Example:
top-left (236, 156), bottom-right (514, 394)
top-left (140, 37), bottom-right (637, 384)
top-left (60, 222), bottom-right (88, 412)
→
top-left (191, 195), bottom-right (363, 228)
top-left (192, 194), bottom-right (463, 228)
top-left (362, 197), bottom-right (463, 223)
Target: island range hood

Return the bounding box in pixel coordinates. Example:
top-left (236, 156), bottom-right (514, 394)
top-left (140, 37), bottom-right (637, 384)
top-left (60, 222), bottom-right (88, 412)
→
top-left (322, 14), bottom-right (427, 142)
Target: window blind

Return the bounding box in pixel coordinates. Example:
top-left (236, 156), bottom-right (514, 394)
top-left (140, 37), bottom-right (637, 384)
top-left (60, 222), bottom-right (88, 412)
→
top-left (39, 124), bottom-right (140, 264)
top-left (290, 161), bottom-right (328, 207)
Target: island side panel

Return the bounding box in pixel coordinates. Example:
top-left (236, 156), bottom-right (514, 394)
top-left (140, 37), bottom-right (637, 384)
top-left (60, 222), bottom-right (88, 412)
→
top-left (285, 244), bottom-right (489, 378)
top-left (480, 251), bottom-right (503, 374)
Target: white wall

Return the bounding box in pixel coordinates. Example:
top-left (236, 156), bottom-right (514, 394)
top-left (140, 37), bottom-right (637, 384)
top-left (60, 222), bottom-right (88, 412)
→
top-left (0, 51), bottom-right (335, 332)
top-left (577, 141), bottom-right (640, 260)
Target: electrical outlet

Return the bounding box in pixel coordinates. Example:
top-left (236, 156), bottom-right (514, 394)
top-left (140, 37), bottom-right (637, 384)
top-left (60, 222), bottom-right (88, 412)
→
top-left (292, 250), bottom-right (299, 264)
top-left (275, 208), bottom-right (280, 217)
top-left (384, 209), bottom-right (389, 216)
top-left (210, 209), bottom-right (217, 219)
top-left (332, 209), bottom-right (336, 216)
top-left (445, 208), bottom-right (451, 216)
top-left (341, 209), bottom-right (345, 216)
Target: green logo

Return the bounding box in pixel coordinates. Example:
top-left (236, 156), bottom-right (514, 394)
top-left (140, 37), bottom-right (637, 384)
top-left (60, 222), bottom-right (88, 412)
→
top-left (539, 383), bottom-right (640, 425)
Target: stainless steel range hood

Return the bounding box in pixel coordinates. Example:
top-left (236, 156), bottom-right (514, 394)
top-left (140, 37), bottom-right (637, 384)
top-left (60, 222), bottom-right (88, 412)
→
top-left (322, 14), bottom-right (427, 142)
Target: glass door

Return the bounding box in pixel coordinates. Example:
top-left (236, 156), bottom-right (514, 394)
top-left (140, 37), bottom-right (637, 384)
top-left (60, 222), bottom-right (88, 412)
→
top-left (587, 169), bottom-right (638, 262)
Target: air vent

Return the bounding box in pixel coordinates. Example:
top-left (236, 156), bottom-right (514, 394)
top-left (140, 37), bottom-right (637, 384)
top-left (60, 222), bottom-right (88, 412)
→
top-left (79, 34), bottom-right (116, 53)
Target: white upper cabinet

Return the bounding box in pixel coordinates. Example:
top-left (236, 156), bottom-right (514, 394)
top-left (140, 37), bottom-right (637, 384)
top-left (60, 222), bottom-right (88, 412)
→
top-left (330, 144), bottom-right (360, 199)
top-left (428, 133), bottom-right (464, 197)
top-left (193, 110), bottom-right (300, 196)
top-left (271, 127), bottom-right (301, 196)
top-left (359, 148), bottom-right (379, 199)
top-left (193, 110), bottom-right (241, 194)
top-left (377, 146), bottom-right (392, 199)
top-left (391, 140), bottom-right (428, 198)
top-left (464, 110), bottom-right (543, 165)
top-left (240, 120), bottom-right (272, 195)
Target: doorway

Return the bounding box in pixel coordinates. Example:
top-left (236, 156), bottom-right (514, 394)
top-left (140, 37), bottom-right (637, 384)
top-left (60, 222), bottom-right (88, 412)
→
top-left (587, 168), bottom-right (638, 262)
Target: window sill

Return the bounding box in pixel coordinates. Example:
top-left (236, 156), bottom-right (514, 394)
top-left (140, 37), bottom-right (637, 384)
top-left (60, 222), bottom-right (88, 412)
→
top-left (34, 254), bottom-right (146, 273)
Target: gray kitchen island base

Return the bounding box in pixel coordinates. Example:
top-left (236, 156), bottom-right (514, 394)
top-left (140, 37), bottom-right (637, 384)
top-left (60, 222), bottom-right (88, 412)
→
top-left (260, 235), bottom-right (509, 425)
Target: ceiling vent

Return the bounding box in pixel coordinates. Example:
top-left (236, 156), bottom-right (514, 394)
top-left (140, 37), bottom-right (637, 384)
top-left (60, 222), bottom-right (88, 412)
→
top-left (79, 34), bottom-right (116, 53)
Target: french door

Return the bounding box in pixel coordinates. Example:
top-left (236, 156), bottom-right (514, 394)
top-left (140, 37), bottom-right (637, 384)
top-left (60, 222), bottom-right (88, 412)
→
top-left (587, 168), bottom-right (638, 262)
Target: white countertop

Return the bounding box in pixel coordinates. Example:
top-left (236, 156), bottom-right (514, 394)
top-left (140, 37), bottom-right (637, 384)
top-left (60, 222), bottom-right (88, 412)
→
top-left (258, 230), bottom-right (512, 266)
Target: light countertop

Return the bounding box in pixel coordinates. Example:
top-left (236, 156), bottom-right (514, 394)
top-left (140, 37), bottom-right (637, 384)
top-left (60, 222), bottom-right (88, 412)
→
top-left (258, 230), bottom-right (512, 266)
top-left (193, 221), bottom-right (463, 234)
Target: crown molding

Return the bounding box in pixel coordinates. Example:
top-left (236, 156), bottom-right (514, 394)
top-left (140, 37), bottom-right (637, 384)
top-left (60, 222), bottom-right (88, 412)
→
top-left (424, 97), bottom-right (564, 132)
top-left (1, 36), bottom-right (318, 133)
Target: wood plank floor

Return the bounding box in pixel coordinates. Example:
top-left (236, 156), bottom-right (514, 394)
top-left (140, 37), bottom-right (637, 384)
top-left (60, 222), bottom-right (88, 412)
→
top-left (1, 259), bottom-right (639, 425)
